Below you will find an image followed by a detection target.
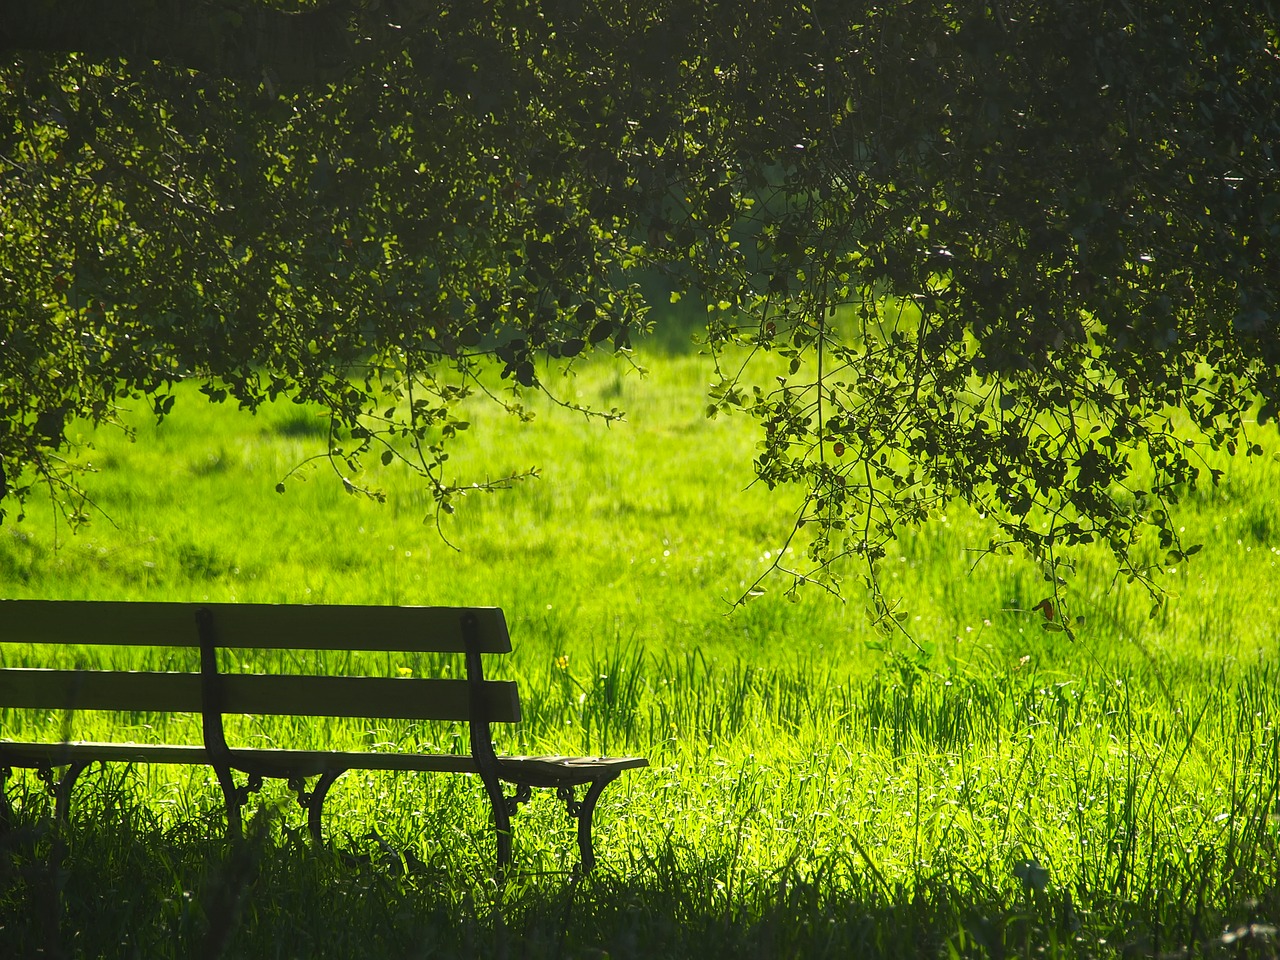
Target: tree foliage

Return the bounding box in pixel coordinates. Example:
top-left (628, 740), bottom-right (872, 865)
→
top-left (2, 1), bottom-right (1277, 620)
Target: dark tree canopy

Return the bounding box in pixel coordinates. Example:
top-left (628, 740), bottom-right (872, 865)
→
top-left (2, 1), bottom-right (1277, 622)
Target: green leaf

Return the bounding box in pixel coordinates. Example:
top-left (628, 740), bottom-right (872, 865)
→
top-left (589, 320), bottom-right (616, 344)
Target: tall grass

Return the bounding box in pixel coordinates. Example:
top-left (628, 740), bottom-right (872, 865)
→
top-left (1, 350), bottom-right (1277, 958)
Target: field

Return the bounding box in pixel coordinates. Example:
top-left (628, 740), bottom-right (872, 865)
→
top-left (1, 346), bottom-right (1278, 958)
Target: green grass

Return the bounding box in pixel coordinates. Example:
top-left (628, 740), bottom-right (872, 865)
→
top-left (1, 349), bottom-right (1278, 958)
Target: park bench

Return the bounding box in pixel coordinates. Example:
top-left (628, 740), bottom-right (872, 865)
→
top-left (0, 599), bottom-right (647, 872)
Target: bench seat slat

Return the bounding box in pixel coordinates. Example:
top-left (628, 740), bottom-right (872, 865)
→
top-left (496, 755), bottom-right (650, 787)
top-left (0, 669), bottom-right (521, 722)
top-left (0, 600), bottom-right (511, 653)
top-left (0, 741), bottom-right (649, 783)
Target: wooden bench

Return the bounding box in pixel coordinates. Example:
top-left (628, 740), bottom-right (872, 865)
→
top-left (0, 600), bottom-right (647, 872)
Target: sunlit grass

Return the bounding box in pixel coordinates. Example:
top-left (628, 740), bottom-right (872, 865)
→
top-left (1, 348), bottom-right (1278, 958)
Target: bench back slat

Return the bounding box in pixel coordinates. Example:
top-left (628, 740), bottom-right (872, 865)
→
top-left (0, 601), bottom-right (511, 654)
top-left (0, 668), bottom-right (522, 722)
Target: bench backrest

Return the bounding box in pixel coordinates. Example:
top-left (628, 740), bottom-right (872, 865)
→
top-left (0, 600), bottom-right (521, 724)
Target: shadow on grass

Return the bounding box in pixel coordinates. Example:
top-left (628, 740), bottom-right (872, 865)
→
top-left (2, 793), bottom-right (1277, 960)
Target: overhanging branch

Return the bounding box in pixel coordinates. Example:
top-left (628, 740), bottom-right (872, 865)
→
top-left (0, 0), bottom-right (372, 87)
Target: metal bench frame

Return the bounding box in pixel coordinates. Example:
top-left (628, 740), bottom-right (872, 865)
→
top-left (0, 600), bottom-right (647, 873)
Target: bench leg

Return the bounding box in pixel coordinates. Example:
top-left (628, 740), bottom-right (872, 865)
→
top-left (55, 761), bottom-right (90, 825)
top-left (477, 773), bottom-right (514, 875)
top-left (0, 765), bottom-right (11, 831)
top-left (214, 765), bottom-right (243, 838)
top-left (35, 761), bottom-right (91, 826)
top-left (289, 770), bottom-right (344, 844)
top-left (559, 773), bottom-right (620, 874)
top-left (215, 770), bottom-right (264, 840)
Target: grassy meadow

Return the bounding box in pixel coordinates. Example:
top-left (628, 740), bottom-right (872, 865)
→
top-left (1, 344), bottom-right (1278, 958)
